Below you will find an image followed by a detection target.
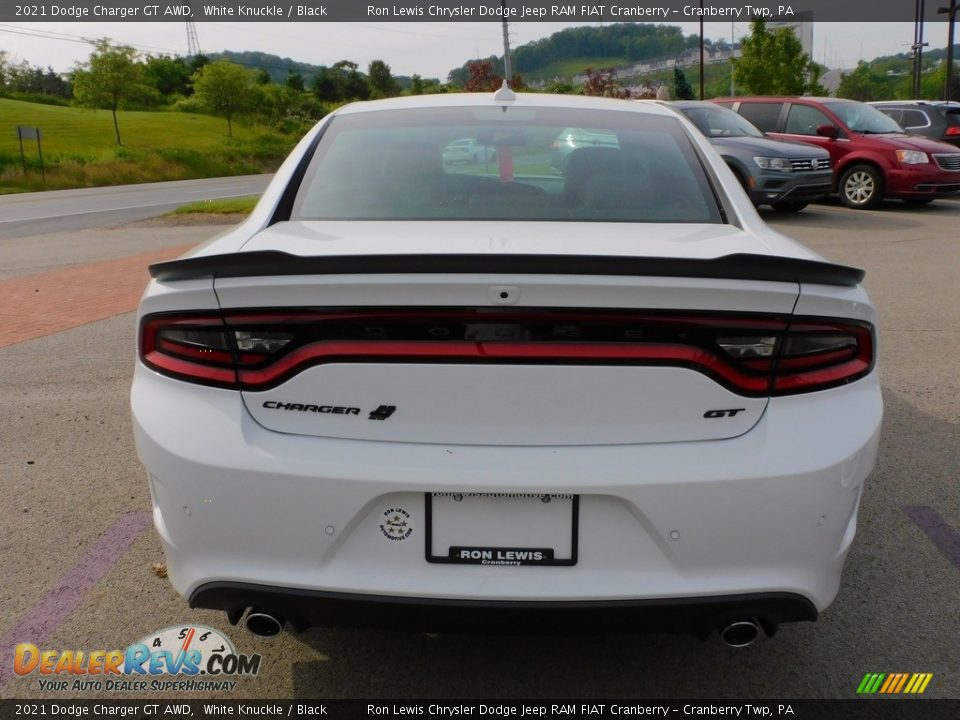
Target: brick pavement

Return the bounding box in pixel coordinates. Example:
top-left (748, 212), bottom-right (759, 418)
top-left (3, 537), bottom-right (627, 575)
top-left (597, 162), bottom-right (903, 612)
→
top-left (0, 244), bottom-right (196, 348)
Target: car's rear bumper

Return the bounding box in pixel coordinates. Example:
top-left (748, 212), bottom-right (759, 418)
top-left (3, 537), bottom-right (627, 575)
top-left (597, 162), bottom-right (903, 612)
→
top-left (133, 365), bottom-right (881, 624)
top-left (189, 582), bottom-right (817, 636)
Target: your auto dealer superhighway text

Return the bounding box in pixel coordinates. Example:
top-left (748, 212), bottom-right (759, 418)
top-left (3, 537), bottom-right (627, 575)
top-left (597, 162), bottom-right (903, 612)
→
top-left (368, 706), bottom-right (787, 717)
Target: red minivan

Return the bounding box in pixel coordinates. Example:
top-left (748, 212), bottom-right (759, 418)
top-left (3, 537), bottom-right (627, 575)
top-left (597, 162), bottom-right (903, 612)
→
top-left (714, 97), bottom-right (960, 209)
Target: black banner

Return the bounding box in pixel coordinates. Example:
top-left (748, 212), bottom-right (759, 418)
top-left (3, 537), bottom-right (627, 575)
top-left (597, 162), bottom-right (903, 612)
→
top-left (2, 0), bottom-right (958, 23)
top-left (1, 700), bottom-right (959, 720)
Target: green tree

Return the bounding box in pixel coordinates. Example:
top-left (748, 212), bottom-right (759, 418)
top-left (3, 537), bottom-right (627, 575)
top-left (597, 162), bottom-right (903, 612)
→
top-left (255, 68), bottom-right (272, 85)
top-left (673, 67), bottom-right (695, 100)
top-left (836, 61), bottom-right (894, 101)
top-left (409, 74), bottom-right (425, 95)
top-left (733, 21), bottom-right (819, 95)
top-left (333, 60), bottom-right (370, 100)
top-left (312, 66), bottom-right (341, 102)
top-left (286, 71), bottom-right (305, 92)
top-left (368, 60), bottom-right (399, 98)
top-left (72, 40), bottom-right (146, 146)
top-left (143, 55), bottom-right (191, 98)
top-left (191, 60), bottom-right (257, 137)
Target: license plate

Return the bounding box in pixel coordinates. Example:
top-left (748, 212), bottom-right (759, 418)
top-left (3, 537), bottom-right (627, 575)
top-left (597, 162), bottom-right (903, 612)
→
top-left (425, 493), bottom-right (579, 566)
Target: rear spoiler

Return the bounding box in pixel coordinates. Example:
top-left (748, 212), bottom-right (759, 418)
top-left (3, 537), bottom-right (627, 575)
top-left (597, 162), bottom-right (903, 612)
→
top-left (149, 251), bottom-right (865, 287)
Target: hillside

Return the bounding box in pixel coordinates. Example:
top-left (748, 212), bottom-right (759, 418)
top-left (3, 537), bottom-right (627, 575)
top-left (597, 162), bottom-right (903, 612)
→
top-left (0, 98), bottom-right (294, 193)
top-left (448, 23), bottom-right (702, 83)
top-left (209, 50), bottom-right (435, 87)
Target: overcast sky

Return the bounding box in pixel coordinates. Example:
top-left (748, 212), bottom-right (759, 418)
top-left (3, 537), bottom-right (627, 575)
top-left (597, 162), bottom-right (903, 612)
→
top-left (0, 22), bottom-right (936, 79)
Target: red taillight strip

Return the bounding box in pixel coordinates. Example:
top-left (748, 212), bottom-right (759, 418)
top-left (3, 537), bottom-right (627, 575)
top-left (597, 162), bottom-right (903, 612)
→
top-left (235, 340), bottom-right (771, 394)
top-left (138, 309), bottom-right (875, 397)
top-left (157, 339), bottom-right (234, 365)
top-left (774, 358), bottom-right (872, 392)
top-left (143, 350), bottom-right (237, 386)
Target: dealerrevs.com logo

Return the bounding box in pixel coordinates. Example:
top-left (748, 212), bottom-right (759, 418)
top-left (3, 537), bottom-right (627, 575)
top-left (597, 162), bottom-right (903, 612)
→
top-left (13, 625), bottom-right (261, 693)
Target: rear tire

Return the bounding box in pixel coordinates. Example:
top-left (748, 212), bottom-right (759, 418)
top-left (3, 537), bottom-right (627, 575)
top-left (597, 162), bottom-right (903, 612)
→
top-left (770, 200), bottom-right (809, 213)
top-left (839, 164), bottom-right (884, 209)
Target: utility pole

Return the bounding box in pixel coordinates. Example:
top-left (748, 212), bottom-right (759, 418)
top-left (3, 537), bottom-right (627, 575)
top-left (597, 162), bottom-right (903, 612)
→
top-left (501, 1), bottom-right (512, 83)
top-left (699, 0), bottom-right (705, 99)
top-left (730, 21), bottom-right (735, 96)
top-left (913, 0), bottom-right (928, 98)
top-left (939, 0), bottom-right (958, 100)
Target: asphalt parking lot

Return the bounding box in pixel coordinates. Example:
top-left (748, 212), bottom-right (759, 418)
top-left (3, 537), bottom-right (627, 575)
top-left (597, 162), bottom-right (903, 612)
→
top-left (1, 197), bottom-right (958, 700)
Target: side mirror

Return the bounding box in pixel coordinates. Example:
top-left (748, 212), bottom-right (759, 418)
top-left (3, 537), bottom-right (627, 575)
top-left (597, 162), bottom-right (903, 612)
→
top-left (816, 124), bottom-right (839, 139)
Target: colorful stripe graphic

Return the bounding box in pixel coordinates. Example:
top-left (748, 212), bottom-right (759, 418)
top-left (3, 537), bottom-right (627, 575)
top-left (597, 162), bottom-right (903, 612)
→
top-left (857, 673), bottom-right (933, 694)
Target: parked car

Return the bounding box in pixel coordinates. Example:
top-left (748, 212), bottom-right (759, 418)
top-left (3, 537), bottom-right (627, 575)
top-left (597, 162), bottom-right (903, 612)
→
top-left (550, 126), bottom-right (620, 173)
top-left (135, 92), bottom-right (881, 644)
top-left (667, 100), bottom-right (832, 212)
top-left (442, 138), bottom-right (496, 165)
top-left (869, 100), bottom-right (960, 148)
top-left (715, 96), bottom-right (960, 208)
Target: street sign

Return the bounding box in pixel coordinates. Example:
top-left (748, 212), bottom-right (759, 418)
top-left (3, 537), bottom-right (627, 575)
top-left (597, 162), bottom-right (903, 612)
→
top-left (16, 126), bottom-right (45, 182)
top-left (17, 126), bottom-right (42, 141)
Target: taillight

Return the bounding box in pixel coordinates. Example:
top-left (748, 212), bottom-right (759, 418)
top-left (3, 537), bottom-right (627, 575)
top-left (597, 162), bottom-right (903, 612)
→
top-left (139, 309), bottom-right (874, 396)
top-left (945, 126), bottom-right (960, 136)
top-left (771, 320), bottom-right (874, 394)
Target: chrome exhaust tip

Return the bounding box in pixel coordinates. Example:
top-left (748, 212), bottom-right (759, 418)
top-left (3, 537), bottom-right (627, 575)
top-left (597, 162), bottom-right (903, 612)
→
top-left (244, 610), bottom-right (284, 638)
top-left (720, 619), bottom-right (761, 648)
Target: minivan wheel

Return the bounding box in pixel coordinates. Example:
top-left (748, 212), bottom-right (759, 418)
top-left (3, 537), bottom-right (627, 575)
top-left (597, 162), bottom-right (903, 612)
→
top-left (839, 164), bottom-right (883, 209)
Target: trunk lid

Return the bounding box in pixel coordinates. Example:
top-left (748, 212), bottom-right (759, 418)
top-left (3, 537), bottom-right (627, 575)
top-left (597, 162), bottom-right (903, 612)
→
top-left (212, 222), bottom-right (803, 446)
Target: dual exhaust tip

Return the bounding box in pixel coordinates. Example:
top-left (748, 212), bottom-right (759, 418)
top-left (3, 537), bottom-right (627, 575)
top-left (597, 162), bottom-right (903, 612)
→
top-left (242, 609), bottom-right (763, 647)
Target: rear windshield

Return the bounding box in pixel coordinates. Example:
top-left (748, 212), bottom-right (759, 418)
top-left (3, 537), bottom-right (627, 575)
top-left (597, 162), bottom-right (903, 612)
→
top-left (291, 106), bottom-right (723, 224)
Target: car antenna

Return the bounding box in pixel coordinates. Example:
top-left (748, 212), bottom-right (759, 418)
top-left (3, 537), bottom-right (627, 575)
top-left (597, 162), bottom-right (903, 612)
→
top-left (494, 79), bottom-right (516, 105)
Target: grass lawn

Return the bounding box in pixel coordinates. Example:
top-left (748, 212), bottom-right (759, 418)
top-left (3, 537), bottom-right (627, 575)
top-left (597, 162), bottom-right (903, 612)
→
top-left (0, 98), bottom-right (296, 193)
top-left (168, 195), bottom-right (259, 216)
top-left (0, 97), bottom-right (253, 156)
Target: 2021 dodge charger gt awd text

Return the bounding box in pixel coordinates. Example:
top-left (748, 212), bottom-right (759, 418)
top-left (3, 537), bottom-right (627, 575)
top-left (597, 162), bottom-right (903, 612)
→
top-left (133, 90), bottom-right (882, 645)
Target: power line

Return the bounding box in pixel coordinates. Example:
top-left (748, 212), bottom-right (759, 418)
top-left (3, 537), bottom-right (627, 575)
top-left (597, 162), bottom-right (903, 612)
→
top-left (0, 24), bottom-right (182, 55)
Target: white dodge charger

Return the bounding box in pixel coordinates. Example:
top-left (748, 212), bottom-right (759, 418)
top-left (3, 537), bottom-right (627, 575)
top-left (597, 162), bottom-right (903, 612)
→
top-left (133, 90), bottom-right (882, 646)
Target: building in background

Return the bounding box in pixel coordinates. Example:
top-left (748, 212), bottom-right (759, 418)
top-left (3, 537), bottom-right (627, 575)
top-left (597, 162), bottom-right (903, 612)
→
top-left (769, 12), bottom-right (814, 57)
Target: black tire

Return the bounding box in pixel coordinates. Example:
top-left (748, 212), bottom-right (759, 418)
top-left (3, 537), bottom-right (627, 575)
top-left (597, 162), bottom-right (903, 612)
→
top-left (839, 164), bottom-right (884, 209)
top-left (903, 197), bottom-right (934, 206)
top-left (770, 200), bottom-right (809, 213)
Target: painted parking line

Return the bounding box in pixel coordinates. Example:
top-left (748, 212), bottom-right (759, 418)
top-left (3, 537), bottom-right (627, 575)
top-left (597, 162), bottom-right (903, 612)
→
top-left (903, 506), bottom-right (960, 570)
top-left (0, 244), bottom-right (195, 349)
top-left (0, 511), bottom-right (152, 688)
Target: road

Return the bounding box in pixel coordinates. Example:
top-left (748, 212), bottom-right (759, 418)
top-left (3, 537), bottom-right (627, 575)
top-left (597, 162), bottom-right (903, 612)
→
top-left (0, 196), bottom-right (959, 700)
top-left (0, 174), bottom-right (273, 240)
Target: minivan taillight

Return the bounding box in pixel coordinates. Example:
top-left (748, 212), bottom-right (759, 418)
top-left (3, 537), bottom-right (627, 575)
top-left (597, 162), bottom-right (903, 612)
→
top-left (139, 309), bottom-right (874, 396)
